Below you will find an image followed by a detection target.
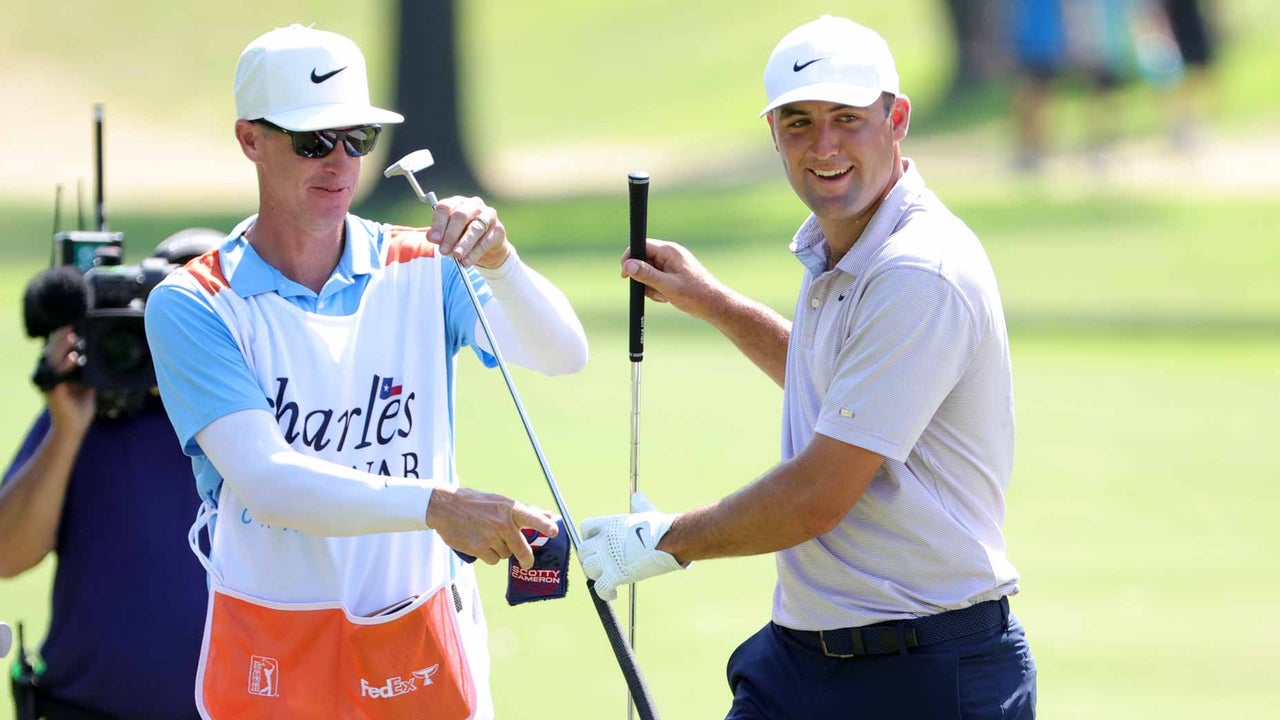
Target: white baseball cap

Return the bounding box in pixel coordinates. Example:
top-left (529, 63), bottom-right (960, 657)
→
top-left (234, 24), bottom-right (404, 131)
top-left (760, 15), bottom-right (900, 117)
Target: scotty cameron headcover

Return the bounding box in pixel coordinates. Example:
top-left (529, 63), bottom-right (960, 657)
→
top-left (506, 519), bottom-right (570, 606)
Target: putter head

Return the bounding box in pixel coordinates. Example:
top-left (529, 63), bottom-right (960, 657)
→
top-left (383, 149), bottom-right (438, 205)
top-left (384, 149), bottom-right (436, 179)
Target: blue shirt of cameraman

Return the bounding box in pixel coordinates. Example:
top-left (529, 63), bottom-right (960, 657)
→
top-left (2, 403), bottom-right (207, 720)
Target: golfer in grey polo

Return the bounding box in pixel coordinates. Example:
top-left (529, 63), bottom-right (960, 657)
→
top-left (579, 15), bottom-right (1036, 719)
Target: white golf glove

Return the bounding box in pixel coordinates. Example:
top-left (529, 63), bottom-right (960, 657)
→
top-left (579, 491), bottom-right (685, 602)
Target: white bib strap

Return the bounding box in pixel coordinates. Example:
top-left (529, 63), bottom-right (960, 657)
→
top-left (188, 500), bottom-right (220, 581)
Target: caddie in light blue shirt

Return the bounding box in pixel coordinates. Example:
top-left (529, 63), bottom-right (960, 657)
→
top-left (143, 24), bottom-right (588, 718)
top-left (146, 214), bottom-right (495, 506)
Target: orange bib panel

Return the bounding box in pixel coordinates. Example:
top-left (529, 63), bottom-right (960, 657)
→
top-left (198, 584), bottom-right (476, 720)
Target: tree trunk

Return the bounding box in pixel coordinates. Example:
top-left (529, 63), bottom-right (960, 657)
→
top-left (366, 0), bottom-right (482, 207)
top-left (940, 0), bottom-right (1006, 99)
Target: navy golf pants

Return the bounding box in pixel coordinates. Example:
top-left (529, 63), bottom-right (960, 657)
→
top-left (725, 610), bottom-right (1036, 719)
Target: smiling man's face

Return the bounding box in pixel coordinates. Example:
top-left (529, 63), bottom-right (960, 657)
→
top-left (769, 95), bottom-right (907, 231)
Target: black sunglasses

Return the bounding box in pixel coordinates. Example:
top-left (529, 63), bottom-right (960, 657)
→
top-left (254, 119), bottom-right (382, 159)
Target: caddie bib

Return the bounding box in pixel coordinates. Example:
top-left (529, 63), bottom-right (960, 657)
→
top-left (186, 227), bottom-right (491, 719)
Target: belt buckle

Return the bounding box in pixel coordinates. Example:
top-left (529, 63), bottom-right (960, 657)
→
top-left (818, 629), bottom-right (861, 658)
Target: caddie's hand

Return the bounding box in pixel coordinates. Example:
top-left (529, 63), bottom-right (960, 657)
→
top-left (428, 195), bottom-right (511, 269)
top-left (426, 487), bottom-right (557, 569)
top-left (621, 238), bottom-right (727, 321)
top-left (42, 326), bottom-right (95, 435)
top-left (579, 491), bottom-right (685, 602)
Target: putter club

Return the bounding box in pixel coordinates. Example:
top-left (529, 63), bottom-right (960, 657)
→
top-left (382, 149), bottom-right (438, 207)
top-left (383, 150), bottom-right (662, 720)
top-left (626, 170), bottom-right (649, 720)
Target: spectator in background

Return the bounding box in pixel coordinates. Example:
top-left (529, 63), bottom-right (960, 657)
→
top-left (1010, 0), bottom-right (1067, 171)
top-left (1161, 0), bottom-right (1217, 150)
top-left (1, 229), bottom-right (219, 720)
top-left (1008, 0), bottom-right (1133, 172)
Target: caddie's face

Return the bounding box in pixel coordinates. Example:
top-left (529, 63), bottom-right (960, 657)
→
top-left (236, 120), bottom-right (361, 234)
top-left (769, 97), bottom-right (907, 228)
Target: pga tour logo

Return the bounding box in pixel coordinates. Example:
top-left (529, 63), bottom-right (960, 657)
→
top-left (361, 665), bottom-right (440, 699)
top-left (247, 655), bottom-right (280, 697)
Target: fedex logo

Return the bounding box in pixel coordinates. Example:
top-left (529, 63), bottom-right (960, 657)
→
top-left (360, 665), bottom-right (440, 699)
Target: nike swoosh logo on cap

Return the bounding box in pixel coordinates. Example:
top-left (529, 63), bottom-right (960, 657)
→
top-left (793, 58), bottom-right (827, 72)
top-left (311, 66), bottom-right (347, 83)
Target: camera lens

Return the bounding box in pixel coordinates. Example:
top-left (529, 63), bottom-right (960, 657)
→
top-left (98, 324), bottom-right (149, 372)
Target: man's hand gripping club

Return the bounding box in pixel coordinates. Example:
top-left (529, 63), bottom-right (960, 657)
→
top-left (579, 492), bottom-right (686, 602)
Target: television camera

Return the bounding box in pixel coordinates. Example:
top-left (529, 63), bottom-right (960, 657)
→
top-left (23, 106), bottom-right (217, 418)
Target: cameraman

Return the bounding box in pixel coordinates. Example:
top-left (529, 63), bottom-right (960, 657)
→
top-left (0, 229), bottom-right (219, 720)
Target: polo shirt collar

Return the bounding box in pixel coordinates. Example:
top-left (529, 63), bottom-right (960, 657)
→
top-left (219, 214), bottom-right (379, 299)
top-left (790, 158), bottom-right (925, 277)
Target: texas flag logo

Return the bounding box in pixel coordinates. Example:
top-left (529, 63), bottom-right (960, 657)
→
top-left (379, 376), bottom-right (403, 400)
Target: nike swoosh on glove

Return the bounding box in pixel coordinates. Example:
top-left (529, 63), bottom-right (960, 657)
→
top-left (579, 491), bottom-right (686, 602)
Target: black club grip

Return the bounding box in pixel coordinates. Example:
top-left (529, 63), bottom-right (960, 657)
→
top-left (628, 171), bottom-right (649, 362)
top-left (588, 579), bottom-right (661, 719)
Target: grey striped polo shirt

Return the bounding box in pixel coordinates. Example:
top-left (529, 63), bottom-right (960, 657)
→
top-left (774, 160), bottom-right (1020, 630)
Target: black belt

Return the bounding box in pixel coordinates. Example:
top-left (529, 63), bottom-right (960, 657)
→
top-left (782, 597), bottom-right (1009, 658)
